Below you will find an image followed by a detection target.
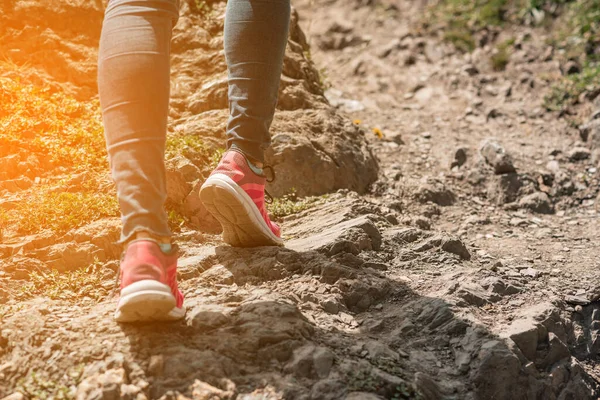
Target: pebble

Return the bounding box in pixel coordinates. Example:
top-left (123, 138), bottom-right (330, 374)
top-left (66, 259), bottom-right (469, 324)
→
top-left (568, 147), bottom-right (591, 161)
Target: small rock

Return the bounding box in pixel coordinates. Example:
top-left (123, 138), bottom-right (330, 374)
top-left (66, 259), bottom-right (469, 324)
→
top-left (568, 147), bottom-right (591, 161)
top-left (191, 380), bottom-right (230, 400)
top-left (474, 342), bottom-right (525, 399)
top-left (321, 298), bottom-right (340, 315)
top-left (76, 368), bottom-right (126, 400)
top-left (538, 333), bottom-right (570, 369)
top-left (414, 180), bottom-right (456, 206)
top-left (285, 345), bottom-right (334, 379)
top-left (457, 283), bottom-right (497, 306)
top-left (397, 320), bottom-right (415, 335)
top-left (487, 173), bottom-right (536, 205)
top-left (327, 20), bottom-right (353, 34)
top-left (454, 350), bottom-right (471, 373)
top-left (549, 363), bottom-right (569, 392)
top-left (480, 140), bottom-right (516, 174)
top-left (552, 170), bottom-right (576, 196)
top-left (504, 320), bottom-right (538, 360)
top-left (562, 60), bottom-right (581, 75)
top-left (518, 192), bottom-right (553, 214)
top-left (480, 277), bottom-right (522, 296)
top-left (170, 154), bottom-right (203, 183)
top-left (583, 120), bottom-right (600, 149)
top-left (200, 264), bottom-right (234, 285)
top-left (148, 355), bottom-right (164, 377)
top-left (441, 237), bottom-right (471, 260)
top-left (413, 372), bottom-right (445, 400)
top-left (546, 160), bottom-right (560, 173)
top-left (451, 147), bottom-right (468, 169)
top-left (189, 308), bottom-right (230, 332)
top-left (387, 227), bottom-right (423, 244)
top-left (364, 341), bottom-right (399, 361)
top-left (463, 64), bottom-right (479, 76)
top-left (521, 267), bottom-right (541, 279)
top-left (565, 295), bottom-right (589, 306)
top-left (166, 162), bottom-right (192, 204)
top-left (486, 108), bottom-right (501, 120)
top-left (120, 385), bottom-right (146, 400)
top-left (313, 347), bottom-right (335, 379)
top-left (523, 361), bottom-right (537, 376)
top-left (0, 394), bottom-right (25, 400)
top-left (414, 216), bottom-right (431, 230)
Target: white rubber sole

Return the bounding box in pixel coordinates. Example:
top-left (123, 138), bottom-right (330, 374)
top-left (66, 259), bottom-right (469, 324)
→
top-left (115, 280), bottom-right (185, 323)
top-left (200, 173), bottom-right (284, 247)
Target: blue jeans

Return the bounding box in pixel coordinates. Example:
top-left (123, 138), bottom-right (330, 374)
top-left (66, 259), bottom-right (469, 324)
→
top-left (98, 0), bottom-right (290, 242)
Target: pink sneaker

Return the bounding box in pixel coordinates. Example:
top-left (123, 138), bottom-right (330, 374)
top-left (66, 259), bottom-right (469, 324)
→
top-left (200, 149), bottom-right (283, 247)
top-left (115, 240), bottom-right (185, 322)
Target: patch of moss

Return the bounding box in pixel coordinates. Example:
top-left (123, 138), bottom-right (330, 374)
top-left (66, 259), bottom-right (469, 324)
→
top-left (8, 187), bottom-right (119, 235)
top-left (544, 62), bottom-right (600, 110)
top-left (444, 29), bottom-right (476, 53)
top-left (427, 0), bottom-right (508, 52)
top-left (20, 264), bottom-right (105, 301)
top-left (166, 134), bottom-right (210, 158)
top-left (491, 38), bottom-right (515, 71)
top-left (267, 190), bottom-right (327, 220)
top-left (17, 365), bottom-right (84, 399)
top-left (0, 72), bottom-right (107, 172)
top-left (167, 209), bottom-right (186, 232)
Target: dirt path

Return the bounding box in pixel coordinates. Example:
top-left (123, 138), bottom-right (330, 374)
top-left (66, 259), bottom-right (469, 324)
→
top-left (1, 0), bottom-right (600, 399)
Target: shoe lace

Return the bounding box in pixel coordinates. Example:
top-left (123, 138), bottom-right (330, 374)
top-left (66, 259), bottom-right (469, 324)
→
top-left (262, 165), bottom-right (275, 204)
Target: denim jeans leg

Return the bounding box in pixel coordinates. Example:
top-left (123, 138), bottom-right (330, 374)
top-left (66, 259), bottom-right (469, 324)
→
top-left (98, 0), bottom-right (179, 243)
top-left (224, 0), bottom-right (291, 163)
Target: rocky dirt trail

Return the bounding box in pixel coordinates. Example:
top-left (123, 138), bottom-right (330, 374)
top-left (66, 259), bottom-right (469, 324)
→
top-left (1, 0), bottom-right (600, 399)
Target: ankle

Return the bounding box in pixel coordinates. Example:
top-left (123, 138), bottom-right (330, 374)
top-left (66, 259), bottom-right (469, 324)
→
top-left (134, 231), bottom-right (171, 244)
top-left (125, 231), bottom-right (173, 253)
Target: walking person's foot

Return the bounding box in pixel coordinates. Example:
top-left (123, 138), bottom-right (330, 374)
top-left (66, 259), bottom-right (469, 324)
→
top-left (115, 237), bottom-right (185, 322)
top-left (200, 149), bottom-right (283, 247)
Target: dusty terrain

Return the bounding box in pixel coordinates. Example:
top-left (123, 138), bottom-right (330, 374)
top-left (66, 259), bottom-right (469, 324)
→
top-left (1, 0), bottom-right (600, 399)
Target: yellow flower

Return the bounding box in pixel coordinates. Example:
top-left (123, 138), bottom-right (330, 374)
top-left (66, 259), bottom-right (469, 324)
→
top-left (372, 127), bottom-right (384, 139)
top-left (353, 119), bottom-right (361, 125)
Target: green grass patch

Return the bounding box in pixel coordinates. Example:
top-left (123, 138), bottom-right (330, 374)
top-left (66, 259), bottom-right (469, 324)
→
top-left (491, 38), bottom-right (515, 70)
top-left (17, 365), bottom-right (84, 400)
top-left (0, 73), bottom-right (107, 172)
top-left (267, 190), bottom-right (327, 220)
top-left (544, 62), bottom-right (600, 110)
top-left (167, 209), bottom-right (186, 232)
top-left (427, 0), bottom-right (509, 52)
top-left (166, 134), bottom-right (224, 169)
top-left (19, 264), bottom-right (105, 301)
top-left (564, 0), bottom-right (600, 39)
top-left (444, 29), bottom-right (476, 52)
top-left (6, 188), bottom-right (119, 235)
top-left (166, 134), bottom-right (210, 158)
top-left (209, 147), bottom-right (225, 169)
top-left (192, 0), bottom-right (213, 16)
top-left (427, 0), bottom-right (595, 54)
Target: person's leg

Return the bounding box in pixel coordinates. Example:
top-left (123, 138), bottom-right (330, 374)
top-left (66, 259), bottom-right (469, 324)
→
top-left (98, 0), bottom-right (184, 322)
top-left (200, 0), bottom-right (291, 247)
top-left (224, 0), bottom-right (291, 163)
top-left (98, 0), bottom-right (178, 245)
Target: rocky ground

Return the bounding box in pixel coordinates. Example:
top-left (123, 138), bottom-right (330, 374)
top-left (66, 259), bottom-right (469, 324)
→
top-left (1, 0), bottom-right (600, 399)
